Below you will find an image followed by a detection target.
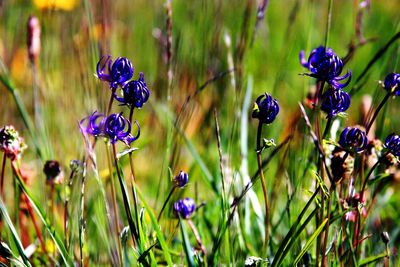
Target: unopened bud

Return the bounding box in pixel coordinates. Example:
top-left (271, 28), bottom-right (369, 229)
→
top-left (381, 231), bottom-right (390, 244)
top-left (27, 15), bottom-right (41, 63)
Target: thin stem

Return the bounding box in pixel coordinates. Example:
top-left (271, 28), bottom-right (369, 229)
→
top-left (366, 92), bottom-right (390, 134)
top-left (322, 117), bottom-right (332, 140)
top-left (112, 144), bottom-right (138, 246)
top-left (360, 152), bottom-right (387, 200)
top-left (157, 187), bottom-right (176, 222)
top-left (321, 186), bottom-right (335, 266)
top-left (106, 89), bottom-right (115, 116)
top-left (79, 162), bottom-right (86, 267)
top-left (105, 142), bottom-right (122, 263)
top-left (0, 153), bottom-right (6, 198)
top-left (187, 219), bottom-right (207, 256)
top-left (256, 121), bottom-right (270, 253)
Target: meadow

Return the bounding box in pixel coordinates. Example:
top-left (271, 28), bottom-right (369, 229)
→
top-left (0, 0), bottom-right (400, 266)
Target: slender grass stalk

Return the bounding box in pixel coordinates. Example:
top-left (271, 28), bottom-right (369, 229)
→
top-left (365, 92), bottom-right (390, 134)
top-left (78, 162), bottom-right (86, 266)
top-left (187, 219), bottom-right (207, 257)
top-left (157, 186), bottom-right (175, 222)
top-left (112, 144), bottom-right (138, 246)
top-left (256, 122), bottom-right (270, 253)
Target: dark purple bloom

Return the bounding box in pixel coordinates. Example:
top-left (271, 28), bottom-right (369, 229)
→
top-left (321, 89), bottom-right (351, 118)
top-left (43, 160), bottom-right (63, 185)
top-left (96, 56), bottom-right (134, 89)
top-left (80, 112), bottom-right (140, 145)
top-left (300, 46), bottom-right (351, 89)
top-left (114, 73), bottom-right (150, 108)
top-left (339, 127), bottom-right (368, 152)
top-left (174, 198), bottom-right (196, 219)
top-left (174, 171), bottom-right (188, 188)
top-left (384, 133), bottom-right (400, 157)
top-left (383, 73), bottom-right (400, 96)
top-left (252, 93), bottom-right (280, 124)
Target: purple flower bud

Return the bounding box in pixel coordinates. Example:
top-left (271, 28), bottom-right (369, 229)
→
top-left (300, 46), bottom-right (352, 89)
top-left (174, 171), bottom-right (188, 188)
top-left (383, 73), bottom-right (400, 96)
top-left (339, 127), bottom-right (368, 153)
top-left (114, 72), bottom-right (150, 108)
top-left (43, 160), bottom-right (63, 185)
top-left (321, 89), bottom-right (351, 118)
top-left (384, 133), bottom-right (400, 157)
top-left (252, 93), bottom-right (280, 124)
top-left (96, 56), bottom-right (134, 89)
top-left (0, 125), bottom-right (27, 161)
top-left (174, 198), bottom-right (196, 219)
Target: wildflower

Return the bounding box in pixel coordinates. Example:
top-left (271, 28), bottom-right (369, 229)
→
top-left (96, 56), bottom-right (134, 89)
top-left (381, 232), bottom-right (390, 244)
top-left (252, 93), bottom-right (280, 124)
top-left (339, 127), bottom-right (368, 153)
top-left (300, 46), bottom-right (351, 89)
top-left (320, 89), bottom-right (351, 118)
top-left (174, 198), bottom-right (196, 219)
top-left (114, 73), bottom-right (150, 108)
top-left (384, 133), bottom-right (400, 157)
top-left (330, 149), bottom-right (354, 183)
top-left (43, 160), bottom-right (64, 185)
top-left (0, 126), bottom-right (27, 160)
top-left (80, 112), bottom-right (140, 145)
top-left (173, 171), bottom-right (188, 188)
top-left (383, 72), bottom-right (400, 96)
top-left (27, 16), bottom-right (41, 63)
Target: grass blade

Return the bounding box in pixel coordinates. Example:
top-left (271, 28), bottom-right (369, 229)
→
top-left (179, 218), bottom-right (195, 267)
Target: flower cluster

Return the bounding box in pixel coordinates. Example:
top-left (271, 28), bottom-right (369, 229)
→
top-left (383, 72), bottom-right (400, 96)
top-left (339, 127), bottom-right (368, 153)
top-left (0, 125), bottom-right (27, 160)
top-left (252, 93), bottom-right (280, 124)
top-left (344, 193), bottom-right (366, 222)
top-left (96, 56), bottom-right (150, 108)
top-left (320, 89), bottom-right (351, 118)
top-left (173, 198), bottom-right (196, 219)
top-left (80, 112), bottom-right (140, 145)
top-left (300, 46), bottom-right (352, 89)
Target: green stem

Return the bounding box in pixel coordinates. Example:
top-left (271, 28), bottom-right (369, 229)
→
top-left (157, 187), bottom-right (176, 222)
top-left (256, 121), bottom-right (270, 254)
top-left (366, 92), bottom-right (390, 134)
top-left (112, 144), bottom-right (138, 246)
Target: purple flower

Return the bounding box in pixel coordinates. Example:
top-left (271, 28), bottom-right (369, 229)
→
top-left (96, 56), bottom-right (134, 89)
top-left (252, 93), bottom-right (280, 124)
top-left (321, 89), bottom-right (351, 118)
top-left (384, 133), bottom-right (400, 157)
top-left (339, 127), bottom-right (368, 153)
top-left (114, 73), bottom-right (150, 108)
top-left (80, 112), bottom-right (140, 145)
top-left (0, 125), bottom-right (27, 160)
top-left (383, 73), bottom-right (400, 96)
top-left (174, 171), bottom-right (188, 188)
top-left (174, 198), bottom-right (196, 219)
top-left (300, 46), bottom-right (351, 89)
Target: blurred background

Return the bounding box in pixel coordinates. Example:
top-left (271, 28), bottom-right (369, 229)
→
top-left (0, 0), bottom-right (400, 265)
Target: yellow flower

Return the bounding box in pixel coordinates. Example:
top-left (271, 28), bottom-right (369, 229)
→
top-left (33, 0), bottom-right (79, 11)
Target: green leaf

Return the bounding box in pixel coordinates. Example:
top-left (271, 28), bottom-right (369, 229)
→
top-left (358, 253), bottom-right (387, 267)
top-left (179, 218), bottom-right (195, 267)
top-left (292, 218), bottom-right (328, 266)
top-left (0, 198), bottom-right (31, 267)
top-left (135, 185), bottom-right (173, 266)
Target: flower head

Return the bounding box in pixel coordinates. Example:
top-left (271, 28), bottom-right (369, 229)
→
top-left (383, 72), bottom-right (400, 96)
top-left (344, 192), bottom-right (366, 222)
top-left (321, 89), bottom-right (351, 118)
top-left (80, 112), bottom-right (140, 145)
top-left (300, 46), bottom-right (351, 89)
top-left (43, 160), bottom-right (64, 185)
top-left (252, 93), bottom-right (280, 124)
top-left (339, 127), bottom-right (368, 153)
top-left (384, 133), bottom-right (400, 157)
top-left (173, 198), bottom-right (196, 219)
top-left (0, 125), bottom-right (27, 160)
top-left (114, 73), bottom-right (150, 108)
top-left (174, 170), bottom-right (188, 188)
top-left (96, 56), bottom-right (134, 89)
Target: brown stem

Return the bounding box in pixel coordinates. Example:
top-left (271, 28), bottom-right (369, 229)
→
top-left (0, 153), bottom-right (6, 198)
top-left (187, 219), bottom-right (206, 256)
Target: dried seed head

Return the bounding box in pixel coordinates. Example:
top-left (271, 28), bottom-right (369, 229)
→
top-left (331, 148), bottom-right (354, 183)
top-left (0, 126), bottom-right (27, 161)
top-left (27, 15), bottom-right (41, 63)
top-left (43, 160), bottom-right (64, 185)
